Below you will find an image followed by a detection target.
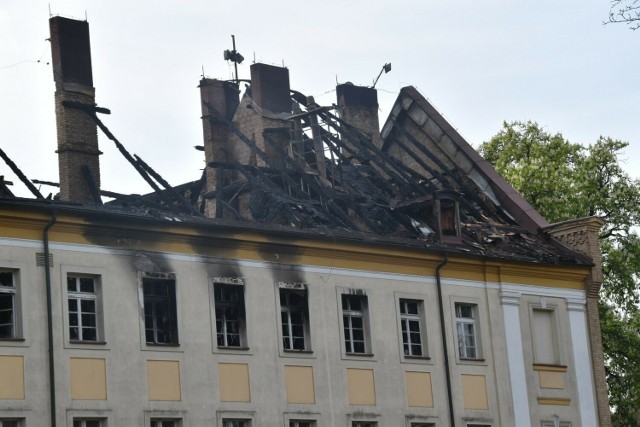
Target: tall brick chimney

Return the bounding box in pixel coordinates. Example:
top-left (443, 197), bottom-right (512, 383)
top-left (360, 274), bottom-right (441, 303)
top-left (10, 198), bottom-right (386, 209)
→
top-left (249, 63), bottom-right (292, 169)
top-left (336, 83), bottom-right (382, 150)
top-left (199, 79), bottom-right (240, 218)
top-left (49, 16), bottom-right (102, 203)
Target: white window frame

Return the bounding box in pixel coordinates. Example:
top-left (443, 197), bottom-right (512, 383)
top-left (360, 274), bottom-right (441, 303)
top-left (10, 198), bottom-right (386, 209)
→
top-left (452, 299), bottom-right (484, 362)
top-left (216, 410), bottom-right (254, 427)
top-left (283, 411), bottom-right (319, 427)
top-left (67, 275), bottom-right (101, 342)
top-left (278, 282), bottom-right (311, 352)
top-left (140, 272), bottom-right (179, 347)
top-left (0, 419), bottom-right (24, 427)
top-left (340, 291), bottom-right (371, 356)
top-left (212, 277), bottom-right (247, 350)
top-left (398, 298), bottom-right (427, 358)
top-left (73, 419), bottom-right (106, 427)
top-left (150, 419), bottom-right (181, 427)
top-left (0, 269), bottom-right (19, 340)
top-left (144, 410), bottom-right (184, 427)
top-left (352, 422), bottom-right (378, 427)
top-left (61, 265), bottom-right (107, 349)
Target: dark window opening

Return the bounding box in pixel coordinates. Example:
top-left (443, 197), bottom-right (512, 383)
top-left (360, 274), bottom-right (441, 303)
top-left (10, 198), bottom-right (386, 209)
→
top-left (143, 277), bottom-right (178, 345)
top-left (280, 288), bottom-right (309, 351)
top-left (214, 283), bottom-right (246, 347)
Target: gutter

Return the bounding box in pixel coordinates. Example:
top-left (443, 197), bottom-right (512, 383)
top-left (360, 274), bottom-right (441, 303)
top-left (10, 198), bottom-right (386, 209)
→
top-left (435, 253), bottom-right (455, 427)
top-left (43, 209), bottom-right (57, 427)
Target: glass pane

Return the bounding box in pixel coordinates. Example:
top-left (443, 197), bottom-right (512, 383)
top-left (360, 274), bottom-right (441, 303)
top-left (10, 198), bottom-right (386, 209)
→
top-left (68, 298), bottom-right (78, 312)
top-left (406, 301), bottom-right (419, 315)
top-left (408, 320), bottom-right (420, 332)
top-left (353, 341), bottom-right (365, 353)
top-left (79, 277), bottom-right (95, 293)
top-left (0, 272), bottom-right (13, 287)
top-left (70, 326), bottom-right (79, 340)
top-left (82, 327), bottom-right (97, 341)
top-left (82, 313), bottom-right (96, 327)
top-left (67, 276), bottom-right (77, 292)
top-left (81, 299), bottom-right (96, 313)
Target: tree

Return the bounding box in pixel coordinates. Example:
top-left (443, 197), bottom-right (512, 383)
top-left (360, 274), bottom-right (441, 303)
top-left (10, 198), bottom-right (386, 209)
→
top-left (481, 121), bottom-right (640, 426)
top-left (607, 0), bottom-right (640, 30)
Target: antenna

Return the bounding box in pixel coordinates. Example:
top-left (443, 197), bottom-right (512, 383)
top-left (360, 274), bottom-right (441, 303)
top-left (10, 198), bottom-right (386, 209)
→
top-left (48, 3), bottom-right (52, 17)
top-left (372, 62), bottom-right (392, 88)
top-left (201, 65), bottom-right (205, 79)
top-left (223, 35), bottom-right (244, 84)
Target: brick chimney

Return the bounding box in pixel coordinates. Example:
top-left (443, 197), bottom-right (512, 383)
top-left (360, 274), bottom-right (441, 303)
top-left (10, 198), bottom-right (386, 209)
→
top-left (49, 16), bottom-right (101, 203)
top-left (199, 79), bottom-right (240, 218)
top-left (249, 63), bottom-right (292, 169)
top-left (336, 83), bottom-right (382, 150)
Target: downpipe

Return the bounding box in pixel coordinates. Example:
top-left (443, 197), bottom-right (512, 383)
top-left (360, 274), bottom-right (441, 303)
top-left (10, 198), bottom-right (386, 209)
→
top-left (435, 253), bottom-right (455, 427)
top-left (43, 210), bottom-right (57, 427)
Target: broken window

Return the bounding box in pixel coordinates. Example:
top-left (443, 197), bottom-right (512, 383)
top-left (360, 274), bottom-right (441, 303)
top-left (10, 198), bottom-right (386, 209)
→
top-left (143, 277), bottom-right (178, 345)
top-left (214, 283), bottom-right (246, 348)
top-left (342, 293), bottom-right (370, 355)
top-left (399, 299), bottom-right (425, 357)
top-left (67, 275), bottom-right (100, 342)
top-left (280, 285), bottom-right (310, 351)
top-left (0, 271), bottom-right (16, 339)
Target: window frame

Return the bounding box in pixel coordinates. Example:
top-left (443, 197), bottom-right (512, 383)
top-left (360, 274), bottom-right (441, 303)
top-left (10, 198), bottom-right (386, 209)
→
top-left (66, 274), bottom-right (101, 343)
top-left (0, 419), bottom-right (25, 427)
top-left (211, 277), bottom-right (248, 351)
top-left (138, 272), bottom-right (180, 349)
top-left (72, 419), bottom-right (106, 427)
top-left (396, 296), bottom-right (429, 360)
top-left (283, 411), bottom-right (319, 427)
top-left (61, 265), bottom-right (107, 349)
top-left (340, 291), bottom-right (372, 357)
top-left (216, 410), bottom-right (254, 427)
top-left (278, 282), bottom-right (312, 353)
top-left (451, 298), bottom-right (486, 364)
top-left (0, 269), bottom-right (19, 341)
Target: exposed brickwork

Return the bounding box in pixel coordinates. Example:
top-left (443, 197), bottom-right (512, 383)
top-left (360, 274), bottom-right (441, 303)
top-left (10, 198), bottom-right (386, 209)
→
top-left (199, 79), bottom-right (240, 218)
top-left (336, 84), bottom-right (382, 150)
top-left (546, 217), bottom-right (612, 427)
top-left (50, 17), bottom-right (101, 203)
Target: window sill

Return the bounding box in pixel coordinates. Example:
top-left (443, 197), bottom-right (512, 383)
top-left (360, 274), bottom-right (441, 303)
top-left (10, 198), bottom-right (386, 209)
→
top-left (146, 342), bottom-right (180, 347)
top-left (404, 355), bottom-right (431, 361)
top-left (459, 357), bottom-right (485, 362)
top-left (0, 337), bottom-right (25, 342)
top-left (217, 346), bottom-right (250, 351)
top-left (70, 340), bottom-right (107, 345)
top-left (346, 352), bottom-right (375, 357)
top-left (533, 363), bottom-right (568, 372)
top-left (283, 349), bottom-right (313, 354)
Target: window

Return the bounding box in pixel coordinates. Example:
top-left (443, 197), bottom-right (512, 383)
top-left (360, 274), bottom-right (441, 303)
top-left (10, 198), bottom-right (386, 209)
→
top-left (222, 420), bottom-right (249, 427)
top-left (399, 299), bottom-right (425, 357)
top-left (455, 303), bottom-right (480, 359)
top-left (143, 276), bottom-right (178, 345)
top-left (342, 293), bottom-right (370, 354)
top-left (0, 420), bottom-right (22, 427)
top-left (0, 271), bottom-right (16, 339)
top-left (280, 285), bottom-right (310, 351)
top-left (73, 420), bottom-right (103, 427)
top-left (151, 419), bottom-right (180, 427)
top-left (214, 283), bottom-right (246, 348)
top-left (410, 424), bottom-right (435, 427)
top-left (67, 275), bottom-right (100, 342)
top-left (531, 308), bottom-right (560, 365)
top-left (352, 422), bottom-right (377, 427)
top-left (290, 421), bottom-right (315, 427)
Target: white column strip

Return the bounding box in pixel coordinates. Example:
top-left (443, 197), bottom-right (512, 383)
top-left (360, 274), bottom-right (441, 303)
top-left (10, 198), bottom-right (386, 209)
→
top-left (567, 299), bottom-right (598, 427)
top-left (500, 290), bottom-right (531, 427)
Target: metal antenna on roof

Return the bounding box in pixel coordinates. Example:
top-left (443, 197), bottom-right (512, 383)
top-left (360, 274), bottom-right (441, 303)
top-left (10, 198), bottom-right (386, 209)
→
top-left (48, 3), bottom-right (52, 17)
top-left (223, 35), bottom-right (244, 84)
top-left (372, 63), bottom-right (392, 88)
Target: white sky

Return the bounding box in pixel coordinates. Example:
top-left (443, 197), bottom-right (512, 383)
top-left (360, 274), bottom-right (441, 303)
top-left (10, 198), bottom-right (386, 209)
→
top-left (1, 0), bottom-right (638, 198)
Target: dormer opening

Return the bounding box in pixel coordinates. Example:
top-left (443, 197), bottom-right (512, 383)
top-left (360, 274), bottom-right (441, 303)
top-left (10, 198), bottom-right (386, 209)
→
top-left (436, 192), bottom-right (461, 242)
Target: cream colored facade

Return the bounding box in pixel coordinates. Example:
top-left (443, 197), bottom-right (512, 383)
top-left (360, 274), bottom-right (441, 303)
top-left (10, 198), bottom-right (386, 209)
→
top-left (0, 206), bottom-right (599, 426)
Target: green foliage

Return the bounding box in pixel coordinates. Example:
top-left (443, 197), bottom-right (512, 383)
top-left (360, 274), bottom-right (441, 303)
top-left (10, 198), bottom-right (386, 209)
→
top-left (481, 121), bottom-right (640, 425)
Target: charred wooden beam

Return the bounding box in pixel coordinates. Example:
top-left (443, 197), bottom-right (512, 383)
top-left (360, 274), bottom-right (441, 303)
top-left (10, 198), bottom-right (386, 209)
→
top-left (0, 147), bottom-right (44, 198)
top-left (81, 165), bottom-right (102, 204)
top-left (61, 100), bottom-right (111, 115)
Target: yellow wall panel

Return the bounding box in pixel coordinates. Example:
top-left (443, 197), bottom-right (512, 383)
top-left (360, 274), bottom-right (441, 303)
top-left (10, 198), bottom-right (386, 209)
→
top-left (461, 374), bottom-right (488, 410)
top-left (218, 363), bottom-right (251, 402)
top-left (347, 368), bottom-right (376, 406)
top-left (538, 371), bottom-right (565, 389)
top-left (0, 355), bottom-right (24, 399)
top-left (147, 360), bottom-right (181, 401)
top-left (70, 357), bottom-right (107, 400)
top-left (284, 365), bottom-right (315, 404)
top-left (405, 371), bottom-right (433, 407)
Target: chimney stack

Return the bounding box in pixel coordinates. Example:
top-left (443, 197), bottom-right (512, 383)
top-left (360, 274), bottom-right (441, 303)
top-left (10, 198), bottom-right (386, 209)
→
top-left (199, 79), bottom-right (240, 218)
top-left (336, 83), bottom-right (382, 150)
top-left (49, 16), bottom-right (102, 203)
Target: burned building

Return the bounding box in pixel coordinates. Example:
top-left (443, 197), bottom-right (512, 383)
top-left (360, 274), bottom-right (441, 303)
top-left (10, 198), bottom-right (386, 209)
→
top-left (0, 16), bottom-right (610, 427)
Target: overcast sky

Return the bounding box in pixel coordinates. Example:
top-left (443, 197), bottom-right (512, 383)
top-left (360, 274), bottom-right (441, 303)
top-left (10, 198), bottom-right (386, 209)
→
top-left (1, 0), bottom-right (638, 198)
